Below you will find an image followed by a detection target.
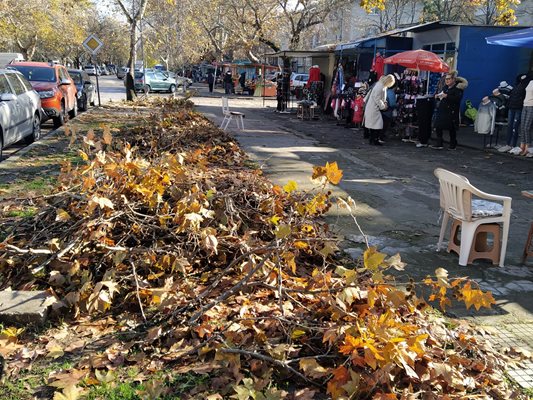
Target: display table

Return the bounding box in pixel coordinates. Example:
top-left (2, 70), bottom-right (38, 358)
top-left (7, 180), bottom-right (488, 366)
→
top-left (521, 190), bottom-right (533, 264)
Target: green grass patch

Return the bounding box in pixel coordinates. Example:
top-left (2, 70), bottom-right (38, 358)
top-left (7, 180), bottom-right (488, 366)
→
top-left (4, 207), bottom-right (38, 218)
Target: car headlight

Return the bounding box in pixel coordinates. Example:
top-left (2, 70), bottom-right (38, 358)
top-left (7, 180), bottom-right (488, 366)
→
top-left (38, 90), bottom-right (55, 99)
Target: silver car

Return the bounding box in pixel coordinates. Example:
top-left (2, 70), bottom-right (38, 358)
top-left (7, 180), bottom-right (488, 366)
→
top-left (0, 69), bottom-right (41, 160)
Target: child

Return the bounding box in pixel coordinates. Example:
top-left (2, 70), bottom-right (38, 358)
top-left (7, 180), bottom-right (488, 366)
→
top-left (352, 89), bottom-right (365, 127)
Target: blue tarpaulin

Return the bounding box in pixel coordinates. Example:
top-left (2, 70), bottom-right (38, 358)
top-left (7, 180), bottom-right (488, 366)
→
top-left (486, 27), bottom-right (533, 48)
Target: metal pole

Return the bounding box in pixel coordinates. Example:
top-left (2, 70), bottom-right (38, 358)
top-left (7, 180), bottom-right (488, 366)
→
top-left (94, 55), bottom-right (101, 106)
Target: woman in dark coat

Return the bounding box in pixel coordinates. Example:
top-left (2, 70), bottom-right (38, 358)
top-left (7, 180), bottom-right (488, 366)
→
top-left (207, 72), bottom-right (214, 93)
top-left (433, 71), bottom-right (468, 150)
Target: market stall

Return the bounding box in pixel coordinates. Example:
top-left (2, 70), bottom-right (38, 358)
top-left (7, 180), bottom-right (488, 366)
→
top-left (383, 49), bottom-right (450, 143)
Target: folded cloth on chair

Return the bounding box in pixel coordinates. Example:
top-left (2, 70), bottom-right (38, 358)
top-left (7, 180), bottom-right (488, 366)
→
top-left (472, 199), bottom-right (503, 217)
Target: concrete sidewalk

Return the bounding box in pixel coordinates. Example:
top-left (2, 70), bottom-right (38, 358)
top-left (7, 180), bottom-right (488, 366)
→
top-left (192, 86), bottom-right (533, 389)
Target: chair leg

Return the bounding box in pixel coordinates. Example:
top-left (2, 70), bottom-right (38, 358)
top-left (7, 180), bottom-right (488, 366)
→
top-left (239, 116), bottom-right (244, 130)
top-left (223, 116), bottom-right (232, 130)
top-left (458, 223), bottom-right (477, 266)
top-left (499, 221), bottom-right (510, 267)
top-left (221, 115), bottom-right (230, 130)
top-left (437, 213), bottom-right (449, 251)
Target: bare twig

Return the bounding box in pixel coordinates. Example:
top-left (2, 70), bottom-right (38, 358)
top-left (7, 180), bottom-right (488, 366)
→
top-left (220, 347), bottom-right (323, 388)
top-left (131, 260), bottom-right (147, 322)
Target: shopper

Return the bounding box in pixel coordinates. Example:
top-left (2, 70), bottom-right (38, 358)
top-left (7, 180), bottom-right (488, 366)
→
top-left (207, 72), bottom-right (214, 93)
top-left (519, 78), bottom-right (533, 156)
top-left (431, 71), bottom-right (467, 150)
top-left (223, 70), bottom-right (233, 94)
top-left (363, 74), bottom-right (395, 145)
top-left (498, 74), bottom-right (531, 154)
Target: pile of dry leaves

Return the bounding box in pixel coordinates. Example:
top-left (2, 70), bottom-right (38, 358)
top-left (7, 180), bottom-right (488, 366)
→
top-left (0, 97), bottom-right (528, 399)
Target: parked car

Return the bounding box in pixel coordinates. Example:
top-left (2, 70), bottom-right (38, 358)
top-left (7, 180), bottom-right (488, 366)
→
top-left (9, 61), bottom-right (78, 128)
top-left (0, 69), bottom-right (42, 160)
top-left (290, 73), bottom-right (309, 88)
top-left (68, 69), bottom-right (95, 112)
top-left (84, 65), bottom-right (97, 76)
top-left (175, 76), bottom-right (192, 88)
top-left (117, 67), bottom-right (128, 79)
top-left (131, 70), bottom-right (177, 93)
top-left (100, 65), bottom-right (109, 75)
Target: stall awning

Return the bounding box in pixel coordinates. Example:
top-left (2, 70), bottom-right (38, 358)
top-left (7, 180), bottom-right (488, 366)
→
top-left (262, 50), bottom-right (333, 58)
top-left (486, 27), bottom-right (533, 48)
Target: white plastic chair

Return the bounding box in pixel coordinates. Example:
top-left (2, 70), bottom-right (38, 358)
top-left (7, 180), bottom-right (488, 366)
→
top-left (220, 97), bottom-right (245, 130)
top-left (434, 168), bottom-right (512, 267)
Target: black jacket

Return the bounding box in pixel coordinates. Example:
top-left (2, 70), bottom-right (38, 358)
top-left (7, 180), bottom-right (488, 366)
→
top-left (508, 78), bottom-right (530, 110)
top-left (434, 77), bottom-right (467, 130)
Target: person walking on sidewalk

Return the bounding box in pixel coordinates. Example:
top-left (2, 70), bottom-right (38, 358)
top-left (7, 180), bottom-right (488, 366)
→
top-left (207, 72), bottom-right (215, 93)
top-left (431, 71), bottom-right (468, 150)
top-left (223, 70), bottom-right (233, 94)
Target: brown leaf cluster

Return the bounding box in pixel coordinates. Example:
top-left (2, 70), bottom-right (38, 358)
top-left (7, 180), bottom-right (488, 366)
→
top-left (0, 97), bottom-right (527, 399)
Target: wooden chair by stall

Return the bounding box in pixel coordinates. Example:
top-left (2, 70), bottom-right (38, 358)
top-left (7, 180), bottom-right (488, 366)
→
top-left (434, 168), bottom-right (512, 267)
top-left (220, 97), bottom-right (245, 130)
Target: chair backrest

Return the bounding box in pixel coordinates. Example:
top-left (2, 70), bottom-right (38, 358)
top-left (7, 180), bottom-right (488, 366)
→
top-left (222, 97), bottom-right (230, 113)
top-left (434, 168), bottom-right (473, 221)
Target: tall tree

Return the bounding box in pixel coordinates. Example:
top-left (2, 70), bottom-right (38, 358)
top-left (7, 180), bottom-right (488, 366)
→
top-left (114, 0), bottom-right (149, 101)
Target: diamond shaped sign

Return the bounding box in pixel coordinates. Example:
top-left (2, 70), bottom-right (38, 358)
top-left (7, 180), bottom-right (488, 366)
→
top-left (83, 34), bottom-right (104, 55)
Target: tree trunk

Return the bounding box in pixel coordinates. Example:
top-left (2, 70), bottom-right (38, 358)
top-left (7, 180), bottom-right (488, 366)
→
top-left (126, 22), bottom-right (138, 101)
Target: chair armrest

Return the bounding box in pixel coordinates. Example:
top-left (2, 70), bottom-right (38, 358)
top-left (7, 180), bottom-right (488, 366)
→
top-left (468, 185), bottom-right (512, 204)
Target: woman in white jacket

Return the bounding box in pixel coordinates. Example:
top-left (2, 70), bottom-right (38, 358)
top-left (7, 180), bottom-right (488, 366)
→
top-left (364, 74), bottom-right (396, 145)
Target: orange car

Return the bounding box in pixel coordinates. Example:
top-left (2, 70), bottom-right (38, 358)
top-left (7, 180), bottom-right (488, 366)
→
top-left (8, 61), bottom-right (78, 128)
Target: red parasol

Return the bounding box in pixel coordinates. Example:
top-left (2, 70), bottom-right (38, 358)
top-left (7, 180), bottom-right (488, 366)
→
top-left (383, 49), bottom-right (449, 73)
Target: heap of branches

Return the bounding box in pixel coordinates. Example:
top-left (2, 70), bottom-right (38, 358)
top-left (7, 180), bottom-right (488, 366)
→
top-left (0, 98), bottom-right (527, 399)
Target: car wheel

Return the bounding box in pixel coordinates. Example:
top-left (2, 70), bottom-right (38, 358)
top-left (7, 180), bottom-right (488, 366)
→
top-left (53, 103), bottom-right (65, 129)
top-left (69, 101), bottom-right (78, 118)
top-left (24, 114), bottom-right (41, 144)
top-left (169, 84), bottom-right (176, 93)
top-left (80, 94), bottom-right (88, 112)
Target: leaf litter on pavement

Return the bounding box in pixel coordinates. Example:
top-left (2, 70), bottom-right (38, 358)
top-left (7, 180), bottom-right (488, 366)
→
top-left (0, 97), bottom-right (530, 399)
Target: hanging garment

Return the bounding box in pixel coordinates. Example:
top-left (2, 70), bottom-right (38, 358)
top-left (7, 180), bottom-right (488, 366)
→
top-left (474, 101), bottom-right (496, 135)
top-left (372, 53), bottom-right (385, 79)
top-left (416, 96), bottom-right (435, 144)
top-left (464, 100), bottom-right (478, 124)
top-left (352, 97), bottom-right (364, 124)
top-left (306, 66), bottom-right (321, 88)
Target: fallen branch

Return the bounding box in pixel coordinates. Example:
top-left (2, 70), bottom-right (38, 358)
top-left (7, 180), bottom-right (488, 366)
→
top-left (220, 347), bottom-right (323, 388)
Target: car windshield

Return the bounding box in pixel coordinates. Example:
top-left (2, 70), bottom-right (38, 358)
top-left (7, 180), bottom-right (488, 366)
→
top-left (10, 66), bottom-right (55, 82)
top-left (69, 72), bottom-right (82, 85)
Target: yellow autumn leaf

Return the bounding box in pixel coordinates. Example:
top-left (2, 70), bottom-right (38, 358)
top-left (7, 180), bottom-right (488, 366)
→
top-left (275, 224), bottom-right (291, 239)
top-left (291, 329), bottom-right (306, 340)
top-left (55, 209), bottom-right (71, 222)
top-left (78, 150), bottom-right (89, 161)
top-left (363, 247), bottom-right (386, 271)
top-left (47, 343), bottom-right (65, 359)
top-left (325, 161), bottom-right (343, 185)
top-left (283, 180), bottom-right (298, 193)
top-left (1, 326), bottom-right (24, 340)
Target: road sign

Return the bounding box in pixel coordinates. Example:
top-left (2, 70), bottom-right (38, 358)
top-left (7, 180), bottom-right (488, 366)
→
top-left (83, 34), bottom-right (104, 55)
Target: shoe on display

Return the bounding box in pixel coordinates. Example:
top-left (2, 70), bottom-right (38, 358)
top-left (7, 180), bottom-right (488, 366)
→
top-left (498, 145), bottom-right (512, 152)
top-left (509, 147), bottom-right (522, 155)
top-left (416, 143), bottom-right (428, 148)
top-left (430, 145), bottom-right (444, 150)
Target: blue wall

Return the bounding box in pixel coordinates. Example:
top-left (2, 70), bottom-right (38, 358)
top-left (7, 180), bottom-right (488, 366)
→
top-left (458, 26), bottom-right (531, 109)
